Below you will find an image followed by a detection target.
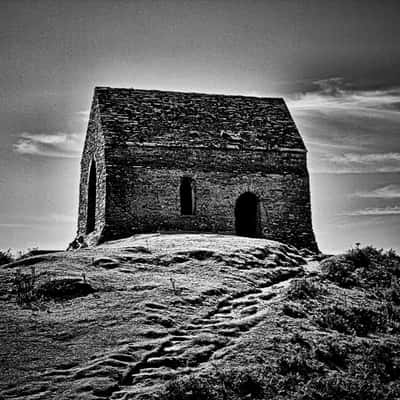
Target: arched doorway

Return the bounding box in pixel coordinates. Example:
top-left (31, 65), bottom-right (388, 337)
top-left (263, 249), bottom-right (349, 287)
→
top-left (86, 160), bottom-right (96, 234)
top-left (235, 192), bottom-right (259, 237)
top-left (180, 177), bottom-right (195, 215)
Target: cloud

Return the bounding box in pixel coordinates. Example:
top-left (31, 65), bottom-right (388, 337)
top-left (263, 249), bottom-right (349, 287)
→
top-left (288, 78), bottom-right (400, 173)
top-left (13, 132), bottom-right (83, 158)
top-left (353, 184), bottom-right (400, 198)
top-left (76, 109), bottom-right (90, 119)
top-left (31, 214), bottom-right (75, 223)
top-left (0, 223), bottom-right (33, 228)
top-left (289, 78), bottom-right (400, 116)
top-left (324, 153), bottom-right (400, 173)
top-left (345, 206), bottom-right (400, 216)
top-left (0, 213), bottom-right (75, 228)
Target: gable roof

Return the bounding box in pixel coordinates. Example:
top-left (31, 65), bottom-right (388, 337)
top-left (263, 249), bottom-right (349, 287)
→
top-left (93, 87), bottom-right (306, 150)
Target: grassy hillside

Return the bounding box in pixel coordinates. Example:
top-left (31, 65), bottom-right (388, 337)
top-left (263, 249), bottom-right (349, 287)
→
top-left (0, 234), bottom-right (399, 400)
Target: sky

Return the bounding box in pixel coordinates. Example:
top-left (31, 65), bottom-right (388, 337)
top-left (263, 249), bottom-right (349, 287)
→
top-left (0, 0), bottom-right (399, 253)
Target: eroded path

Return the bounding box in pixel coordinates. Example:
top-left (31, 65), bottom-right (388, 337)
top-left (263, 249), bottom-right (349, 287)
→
top-left (112, 270), bottom-right (306, 399)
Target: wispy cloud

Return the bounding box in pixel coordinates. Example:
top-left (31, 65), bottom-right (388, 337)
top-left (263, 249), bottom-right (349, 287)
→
top-left (324, 152), bottom-right (400, 173)
top-left (13, 132), bottom-right (83, 158)
top-left (353, 184), bottom-right (400, 198)
top-left (76, 109), bottom-right (90, 119)
top-left (31, 214), bottom-right (75, 224)
top-left (289, 78), bottom-right (400, 174)
top-left (0, 213), bottom-right (75, 228)
top-left (289, 78), bottom-right (400, 117)
top-left (0, 223), bottom-right (33, 228)
top-left (345, 206), bottom-right (400, 216)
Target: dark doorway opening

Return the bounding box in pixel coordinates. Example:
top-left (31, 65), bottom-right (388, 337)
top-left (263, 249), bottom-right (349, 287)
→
top-left (235, 192), bottom-right (259, 237)
top-left (180, 177), bottom-right (195, 215)
top-left (86, 160), bottom-right (96, 234)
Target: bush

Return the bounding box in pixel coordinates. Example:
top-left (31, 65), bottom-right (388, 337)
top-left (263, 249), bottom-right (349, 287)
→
top-left (344, 247), bottom-right (372, 269)
top-left (13, 267), bottom-right (37, 305)
top-left (0, 249), bottom-right (14, 266)
top-left (316, 304), bottom-right (387, 336)
top-left (299, 373), bottom-right (398, 400)
top-left (13, 268), bottom-right (94, 307)
top-left (287, 278), bottom-right (326, 300)
top-left (322, 247), bottom-right (400, 290)
top-left (350, 342), bottom-right (400, 383)
top-left (161, 375), bottom-right (216, 400)
top-left (158, 367), bottom-right (265, 400)
top-left (36, 278), bottom-right (95, 299)
top-left (384, 283), bottom-right (400, 305)
top-left (277, 352), bottom-right (321, 378)
top-left (156, 344), bottom-right (400, 400)
top-left (231, 369), bottom-right (264, 398)
top-left (321, 256), bottom-right (358, 288)
top-left (315, 340), bottom-right (349, 369)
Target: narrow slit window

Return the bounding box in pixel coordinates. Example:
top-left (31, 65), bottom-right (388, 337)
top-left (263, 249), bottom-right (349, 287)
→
top-left (180, 177), bottom-right (195, 215)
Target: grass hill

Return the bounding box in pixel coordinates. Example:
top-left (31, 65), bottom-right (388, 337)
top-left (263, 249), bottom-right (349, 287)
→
top-left (0, 234), bottom-right (399, 400)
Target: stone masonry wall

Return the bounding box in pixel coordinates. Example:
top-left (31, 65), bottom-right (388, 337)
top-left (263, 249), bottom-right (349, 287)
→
top-left (77, 103), bottom-right (107, 240)
top-left (102, 144), bottom-right (318, 251)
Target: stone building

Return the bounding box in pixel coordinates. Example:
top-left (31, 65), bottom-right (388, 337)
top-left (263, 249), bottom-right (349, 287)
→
top-left (77, 87), bottom-right (318, 251)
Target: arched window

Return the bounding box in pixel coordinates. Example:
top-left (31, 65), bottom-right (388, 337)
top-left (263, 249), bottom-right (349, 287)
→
top-left (180, 177), bottom-right (195, 215)
top-left (235, 192), bottom-right (260, 237)
top-left (86, 160), bottom-right (96, 234)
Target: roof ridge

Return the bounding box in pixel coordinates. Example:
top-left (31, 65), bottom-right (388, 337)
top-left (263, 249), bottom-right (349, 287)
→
top-left (94, 86), bottom-right (284, 101)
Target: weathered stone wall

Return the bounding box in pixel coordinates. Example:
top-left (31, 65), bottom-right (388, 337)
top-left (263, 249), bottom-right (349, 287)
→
top-left (102, 144), bottom-right (318, 251)
top-left (77, 101), bottom-right (107, 240)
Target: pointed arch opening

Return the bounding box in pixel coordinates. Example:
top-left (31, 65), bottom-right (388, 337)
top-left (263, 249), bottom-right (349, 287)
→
top-left (235, 192), bottom-right (260, 237)
top-left (180, 177), bottom-right (195, 215)
top-left (86, 160), bottom-right (97, 234)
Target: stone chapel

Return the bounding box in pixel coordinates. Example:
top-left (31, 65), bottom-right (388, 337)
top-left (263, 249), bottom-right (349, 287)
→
top-left (77, 87), bottom-right (318, 251)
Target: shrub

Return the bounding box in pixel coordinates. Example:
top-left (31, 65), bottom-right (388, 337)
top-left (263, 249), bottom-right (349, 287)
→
top-left (36, 278), bottom-right (95, 299)
top-left (322, 247), bottom-right (400, 290)
top-left (299, 373), bottom-right (397, 400)
top-left (384, 282), bottom-right (400, 305)
top-left (277, 352), bottom-right (321, 378)
top-left (231, 369), bottom-right (264, 398)
top-left (316, 304), bottom-right (387, 336)
top-left (321, 256), bottom-right (358, 288)
top-left (287, 278), bottom-right (326, 300)
top-left (158, 367), bottom-right (266, 400)
top-left (214, 367), bottom-right (265, 399)
top-left (315, 340), bottom-right (349, 369)
top-left (382, 302), bottom-right (400, 334)
top-left (13, 268), bottom-right (95, 307)
top-left (15, 247), bottom-right (39, 261)
top-left (349, 342), bottom-right (400, 383)
top-left (161, 375), bottom-right (216, 400)
top-left (156, 345), bottom-right (400, 400)
top-left (0, 249), bottom-right (14, 266)
top-left (13, 267), bottom-right (37, 305)
top-left (344, 247), bottom-right (372, 269)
